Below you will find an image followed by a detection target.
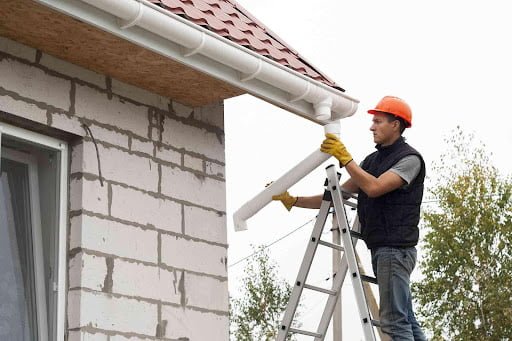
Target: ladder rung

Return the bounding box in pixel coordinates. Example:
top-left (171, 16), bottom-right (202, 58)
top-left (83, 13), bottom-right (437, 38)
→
top-left (318, 239), bottom-right (344, 251)
top-left (303, 283), bottom-right (337, 296)
top-left (361, 274), bottom-right (378, 284)
top-left (371, 319), bottom-right (381, 327)
top-left (350, 231), bottom-right (363, 239)
top-left (288, 327), bottom-right (323, 338)
top-left (342, 199), bottom-right (357, 208)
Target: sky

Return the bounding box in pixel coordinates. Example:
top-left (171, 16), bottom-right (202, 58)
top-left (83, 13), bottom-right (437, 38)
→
top-left (224, 1), bottom-right (512, 340)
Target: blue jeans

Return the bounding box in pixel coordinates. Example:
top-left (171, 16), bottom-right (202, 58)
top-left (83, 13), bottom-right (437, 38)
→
top-left (371, 247), bottom-right (427, 341)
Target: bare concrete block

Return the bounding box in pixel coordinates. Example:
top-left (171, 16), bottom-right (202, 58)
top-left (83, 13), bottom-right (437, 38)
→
top-left (68, 330), bottom-right (109, 341)
top-left (184, 272), bottom-right (228, 312)
top-left (155, 145), bottom-right (181, 165)
top-left (82, 144), bottom-right (158, 192)
top-left (110, 184), bottom-right (181, 233)
top-left (184, 206), bottom-right (227, 244)
top-left (194, 101), bottom-right (224, 129)
top-left (75, 84), bottom-right (148, 138)
top-left (205, 160), bottom-right (225, 178)
top-left (112, 259), bottom-right (181, 304)
top-left (70, 178), bottom-right (109, 215)
top-left (51, 112), bottom-right (85, 136)
top-left (68, 252), bottom-right (107, 291)
top-left (161, 235), bottom-right (227, 277)
top-left (83, 124), bottom-right (129, 149)
top-left (0, 36), bottom-right (36, 62)
top-left (183, 154), bottom-right (203, 172)
top-left (40, 53), bottom-right (106, 89)
top-left (171, 101), bottom-right (193, 118)
top-left (161, 305), bottom-right (228, 340)
top-left (67, 290), bottom-right (157, 336)
top-left (70, 215), bottom-right (158, 264)
top-left (162, 118), bottom-right (225, 162)
top-left (131, 137), bottom-right (154, 156)
top-left (161, 165), bottom-right (226, 212)
top-left (0, 58), bottom-right (71, 110)
top-left (111, 79), bottom-right (170, 111)
top-left (0, 94), bottom-right (47, 125)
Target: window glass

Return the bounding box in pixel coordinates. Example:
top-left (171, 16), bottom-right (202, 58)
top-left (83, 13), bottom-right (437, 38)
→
top-left (0, 134), bottom-right (62, 341)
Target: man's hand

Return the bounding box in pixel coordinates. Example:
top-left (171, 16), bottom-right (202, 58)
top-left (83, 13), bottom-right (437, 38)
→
top-left (272, 191), bottom-right (298, 211)
top-left (320, 133), bottom-right (353, 166)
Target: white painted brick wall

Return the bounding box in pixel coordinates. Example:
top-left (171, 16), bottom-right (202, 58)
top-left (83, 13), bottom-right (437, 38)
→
top-left (110, 184), bottom-right (182, 233)
top-left (70, 215), bottom-right (158, 263)
top-left (68, 252), bottom-right (107, 291)
top-left (112, 259), bottom-right (182, 304)
top-left (68, 290), bottom-right (157, 336)
top-left (161, 305), bottom-right (228, 340)
top-left (75, 84), bottom-right (149, 138)
top-left (184, 206), bottom-right (227, 244)
top-left (0, 58), bottom-right (71, 110)
top-left (0, 36), bottom-right (36, 62)
top-left (161, 235), bottom-right (227, 277)
top-left (0, 94), bottom-right (47, 125)
top-left (161, 165), bottom-right (226, 211)
top-left (162, 118), bottom-right (225, 162)
top-left (39, 54), bottom-right (106, 89)
top-left (184, 272), bottom-right (228, 312)
top-left (70, 178), bottom-right (109, 215)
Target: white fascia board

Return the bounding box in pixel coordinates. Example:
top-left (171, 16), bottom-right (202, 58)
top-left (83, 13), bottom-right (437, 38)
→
top-left (35, 0), bottom-right (359, 124)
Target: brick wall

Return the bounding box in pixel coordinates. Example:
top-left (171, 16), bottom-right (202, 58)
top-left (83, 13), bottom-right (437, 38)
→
top-left (0, 36), bottom-right (228, 340)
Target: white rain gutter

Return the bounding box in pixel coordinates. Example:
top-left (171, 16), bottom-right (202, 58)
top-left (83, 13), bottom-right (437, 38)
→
top-left (233, 122), bottom-right (340, 231)
top-left (35, 0), bottom-right (359, 123)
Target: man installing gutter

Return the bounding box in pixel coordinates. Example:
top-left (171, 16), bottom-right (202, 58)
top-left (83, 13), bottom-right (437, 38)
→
top-left (273, 96), bottom-right (427, 341)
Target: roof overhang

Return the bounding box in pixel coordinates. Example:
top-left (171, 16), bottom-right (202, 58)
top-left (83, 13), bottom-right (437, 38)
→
top-left (3, 0), bottom-right (359, 124)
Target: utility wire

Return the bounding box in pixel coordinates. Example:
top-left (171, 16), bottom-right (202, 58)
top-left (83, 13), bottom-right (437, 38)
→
top-left (228, 216), bottom-right (317, 268)
top-left (229, 199), bottom-right (439, 268)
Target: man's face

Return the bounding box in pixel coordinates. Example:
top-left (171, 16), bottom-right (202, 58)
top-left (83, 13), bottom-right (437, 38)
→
top-left (369, 112), bottom-right (398, 145)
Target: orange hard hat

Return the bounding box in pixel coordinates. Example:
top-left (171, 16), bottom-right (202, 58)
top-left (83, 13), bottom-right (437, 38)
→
top-left (368, 96), bottom-right (412, 128)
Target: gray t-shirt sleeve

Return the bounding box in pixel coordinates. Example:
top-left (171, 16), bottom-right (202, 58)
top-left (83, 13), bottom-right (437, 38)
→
top-left (389, 155), bottom-right (421, 185)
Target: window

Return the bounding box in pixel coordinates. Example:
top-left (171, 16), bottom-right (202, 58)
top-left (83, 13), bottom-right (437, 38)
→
top-left (0, 122), bottom-right (68, 341)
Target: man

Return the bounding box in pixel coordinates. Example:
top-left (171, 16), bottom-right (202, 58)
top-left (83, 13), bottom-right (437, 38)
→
top-left (273, 96), bottom-right (427, 340)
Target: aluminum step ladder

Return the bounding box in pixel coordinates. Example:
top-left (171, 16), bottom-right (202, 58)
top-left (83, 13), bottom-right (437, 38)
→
top-left (276, 164), bottom-right (379, 341)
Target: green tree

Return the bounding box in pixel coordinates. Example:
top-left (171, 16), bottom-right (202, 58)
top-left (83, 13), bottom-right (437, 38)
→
top-left (230, 246), bottom-right (298, 341)
top-left (413, 128), bottom-right (512, 340)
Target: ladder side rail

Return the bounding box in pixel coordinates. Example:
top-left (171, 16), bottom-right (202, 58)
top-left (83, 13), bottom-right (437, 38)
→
top-left (314, 217), bottom-right (361, 340)
top-left (276, 196), bottom-right (332, 341)
top-left (326, 165), bottom-right (376, 341)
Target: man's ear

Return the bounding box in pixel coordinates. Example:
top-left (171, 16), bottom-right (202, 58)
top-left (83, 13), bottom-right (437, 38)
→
top-left (392, 119), bottom-right (400, 132)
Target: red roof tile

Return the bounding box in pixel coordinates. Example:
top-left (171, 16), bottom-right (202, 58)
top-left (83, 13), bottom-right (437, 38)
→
top-left (149, 0), bottom-right (344, 91)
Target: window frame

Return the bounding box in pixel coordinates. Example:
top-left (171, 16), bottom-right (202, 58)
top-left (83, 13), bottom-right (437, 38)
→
top-left (0, 122), bottom-right (69, 341)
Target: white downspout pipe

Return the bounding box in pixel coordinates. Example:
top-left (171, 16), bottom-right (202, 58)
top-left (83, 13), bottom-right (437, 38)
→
top-left (233, 121), bottom-right (340, 231)
top-left (64, 0), bottom-right (358, 121)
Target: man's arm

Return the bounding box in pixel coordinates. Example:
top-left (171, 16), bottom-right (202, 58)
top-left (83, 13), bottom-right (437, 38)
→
top-left (345, 161), bottom-right (405, 198)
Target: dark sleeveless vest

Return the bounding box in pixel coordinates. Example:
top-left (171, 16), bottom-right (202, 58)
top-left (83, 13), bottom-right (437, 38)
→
top-left (357, 137), bottom-right (425, 249)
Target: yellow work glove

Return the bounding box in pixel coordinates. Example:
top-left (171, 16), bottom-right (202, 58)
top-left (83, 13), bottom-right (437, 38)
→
top-left (320, 133), bottom-right (353, 167)
top-left (272, 191), bottom-right (298, 211)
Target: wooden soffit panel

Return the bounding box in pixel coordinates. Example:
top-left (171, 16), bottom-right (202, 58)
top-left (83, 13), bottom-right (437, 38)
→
top-left (0, 0), bottom-right (244, 107)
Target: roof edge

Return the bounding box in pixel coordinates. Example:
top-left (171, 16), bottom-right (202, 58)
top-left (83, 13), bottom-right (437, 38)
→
top-left (36, 0), bottom-right (359, 124)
